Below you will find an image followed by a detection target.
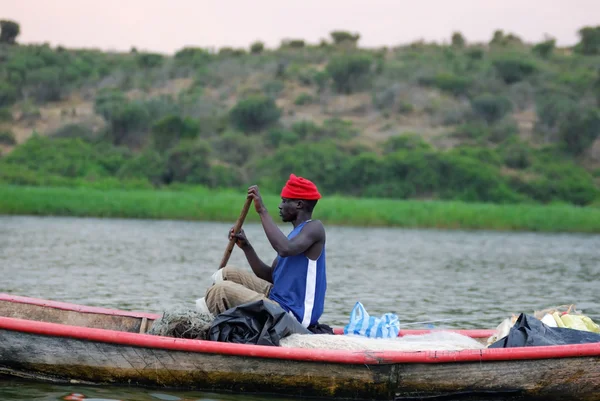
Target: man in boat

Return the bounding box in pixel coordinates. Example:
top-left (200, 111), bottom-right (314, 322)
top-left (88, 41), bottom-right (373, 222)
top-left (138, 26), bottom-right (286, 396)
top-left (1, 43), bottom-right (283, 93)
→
top-left (199, 174), bottom-right (327, 329)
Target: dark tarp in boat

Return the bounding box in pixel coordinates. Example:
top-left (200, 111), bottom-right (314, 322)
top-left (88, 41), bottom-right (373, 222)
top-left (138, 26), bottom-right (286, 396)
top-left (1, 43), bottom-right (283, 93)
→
top-left (208, 300), bottom-right (311, 346)
top-left (489, 313), bottom-right (600, 348)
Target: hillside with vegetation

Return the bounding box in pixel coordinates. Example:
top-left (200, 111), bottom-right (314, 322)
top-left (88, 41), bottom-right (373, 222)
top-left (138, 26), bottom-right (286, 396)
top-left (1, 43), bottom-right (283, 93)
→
top-left (1, 20), bottom-right (600, 207)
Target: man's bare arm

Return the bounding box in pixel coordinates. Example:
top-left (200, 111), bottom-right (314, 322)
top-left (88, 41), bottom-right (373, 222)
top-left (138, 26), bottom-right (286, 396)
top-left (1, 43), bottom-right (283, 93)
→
top-left (259, 213), bottom-right (325, 257)
top-left (241, 245), bottom-right (275, 283)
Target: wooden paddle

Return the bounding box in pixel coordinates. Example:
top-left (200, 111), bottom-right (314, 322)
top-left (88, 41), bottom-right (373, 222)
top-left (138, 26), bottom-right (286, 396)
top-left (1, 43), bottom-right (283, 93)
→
top-left (218, 195), bottom-right (253, 269)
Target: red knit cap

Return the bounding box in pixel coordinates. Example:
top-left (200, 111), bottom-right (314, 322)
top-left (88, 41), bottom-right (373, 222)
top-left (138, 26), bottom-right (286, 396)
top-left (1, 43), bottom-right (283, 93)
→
top-left (280, 174), bottom-right (321, 200)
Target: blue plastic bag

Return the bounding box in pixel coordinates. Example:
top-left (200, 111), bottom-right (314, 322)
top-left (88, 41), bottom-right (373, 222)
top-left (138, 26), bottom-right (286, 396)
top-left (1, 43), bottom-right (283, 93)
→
top-left (343, 302), bottom-right (400, 338)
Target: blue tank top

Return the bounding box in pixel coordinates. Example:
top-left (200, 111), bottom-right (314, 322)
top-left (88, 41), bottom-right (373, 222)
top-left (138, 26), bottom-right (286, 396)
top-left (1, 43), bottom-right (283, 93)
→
top-left (268, 220), bottom-right (326, 327)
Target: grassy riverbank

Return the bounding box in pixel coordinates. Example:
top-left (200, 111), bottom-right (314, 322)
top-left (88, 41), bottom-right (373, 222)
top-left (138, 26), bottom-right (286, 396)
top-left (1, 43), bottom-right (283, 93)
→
top-left (1, 185), bottom-right (599, 233)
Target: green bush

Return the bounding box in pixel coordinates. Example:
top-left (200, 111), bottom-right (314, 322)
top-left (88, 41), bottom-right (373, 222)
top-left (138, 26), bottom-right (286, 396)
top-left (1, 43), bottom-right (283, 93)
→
top-left (212, 131), bottom-right (259, 165)
top-left (465, 47), bottom-right (485, 60)
top-left (116, 150), bottom-right (166, 185)
top-left (574, 26), bottom-right (600, 55)
top-left (489, 118), bottom-right (520, 143)
top-left (319, 118), bottom-right (359, 140)
top-left (559, 106), bottom-right (600, 155)
top-left (174, 47), bottom-right (211, 67)
top-left (448, 146), bottom-right (503, 166)
top-left (151, 115), bottom-right (200, 153)
top-left (429, 73), bottom-right (472, 96)
top-left (136, 53), bottom-right (164, 69)
top-left (0, 107), bottom-right (12, 122)
top-left (290, 120), bottom-right (319, 139)
top-left (0, 130), bottom-right (16, 145)
top-left (262, 80), bottom-right (285, 98)
top-left (330, 31), bottom-right (360, 45)
top-left (340, 152), bottom-right (387, 195)
top-left (165, 140), bottom-right (212, 184)
top-left (229, 95), bottom-right (281, 132)
top-left (94, 88), bottom-right (128, 120)
top-left (26, 66), bottom-right (63, 102)
top-left (294, 93), bottom-right (314, 105)
top-left (501, 142), bottom-right (532, 169)
top-left (2, 136), bottom-right (125, 178)
top-left (326, 53), bottom-right (373, 94)
top-left (534, 91), bottom-right (577, 134)
top-left (471, 93), bottom-right (513, 123)
top-left (281, 39), bottom-right (305, 48)
top-left (265, 127), bottom-right (299, 148)
top-left (451, 32), bottom-right (466, 47)
top-left (0, 82), bottom-right (18, 108)
top-left (250, 41), bottom-right (264, 54)
top-left (491, 53), bottom-right (538, 84)
top-left (207, 165), bottom-right (244, 188)
top-left (107, 101), bottom-right (152, 146)
top-left (0, 20), bottom-right (20, 44)
top-left (532, 38), bottom-right (556, 58)
top-left (49, 123), bottom-right (95, 140)
top-left (382, 133), bottom-right (432, 154)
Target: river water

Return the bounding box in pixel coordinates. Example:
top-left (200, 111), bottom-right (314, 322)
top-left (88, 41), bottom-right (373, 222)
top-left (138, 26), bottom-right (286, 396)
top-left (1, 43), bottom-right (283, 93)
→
top-left (1, 215), bottom-right (599, 401)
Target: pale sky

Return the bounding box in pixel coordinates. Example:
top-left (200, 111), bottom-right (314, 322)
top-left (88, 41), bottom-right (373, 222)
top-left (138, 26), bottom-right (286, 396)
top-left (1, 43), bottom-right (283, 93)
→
top-left (3, 0), bottom-right (600, 54)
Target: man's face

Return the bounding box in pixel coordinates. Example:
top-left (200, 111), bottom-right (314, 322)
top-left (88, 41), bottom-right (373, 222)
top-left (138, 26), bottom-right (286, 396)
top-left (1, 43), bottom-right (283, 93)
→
top-left (278, 198), bottom-right (298, 222)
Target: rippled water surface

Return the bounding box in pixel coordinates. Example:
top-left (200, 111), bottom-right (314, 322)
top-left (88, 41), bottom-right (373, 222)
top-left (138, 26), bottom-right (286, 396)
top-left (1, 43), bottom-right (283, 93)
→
top-left (1, 215), bottom-right (599, 400)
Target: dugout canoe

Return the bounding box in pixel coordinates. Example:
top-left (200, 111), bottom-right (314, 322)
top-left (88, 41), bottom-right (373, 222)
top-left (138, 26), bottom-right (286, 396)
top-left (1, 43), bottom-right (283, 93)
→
top-left (0, 293), bottom-right (599, 401)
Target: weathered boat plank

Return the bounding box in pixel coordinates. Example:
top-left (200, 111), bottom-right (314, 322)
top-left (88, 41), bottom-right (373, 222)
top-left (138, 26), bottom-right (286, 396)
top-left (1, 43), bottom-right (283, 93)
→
top-left (0, 330), bottom-right (394, 399)
top-left (1, 294), bottom-right (600, 401)
top-left (0, 302), bottom-right (154, 333)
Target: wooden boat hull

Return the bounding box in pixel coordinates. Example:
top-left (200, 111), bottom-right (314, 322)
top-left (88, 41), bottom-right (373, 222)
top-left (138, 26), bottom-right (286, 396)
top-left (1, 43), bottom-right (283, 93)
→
top-left (1, 294), bottom-right (599, 401)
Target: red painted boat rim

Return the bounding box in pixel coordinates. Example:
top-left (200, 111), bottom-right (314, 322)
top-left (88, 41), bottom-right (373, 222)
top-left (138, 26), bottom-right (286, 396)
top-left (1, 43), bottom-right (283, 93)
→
top-left (1, 293), bottom-right (599, 365)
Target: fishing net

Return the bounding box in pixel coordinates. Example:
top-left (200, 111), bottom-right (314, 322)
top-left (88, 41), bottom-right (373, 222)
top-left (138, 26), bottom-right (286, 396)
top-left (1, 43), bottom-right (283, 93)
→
top-left (147, 307), bottom-right (214, 340)
top-left (280, 331), bottom-right (486, 351)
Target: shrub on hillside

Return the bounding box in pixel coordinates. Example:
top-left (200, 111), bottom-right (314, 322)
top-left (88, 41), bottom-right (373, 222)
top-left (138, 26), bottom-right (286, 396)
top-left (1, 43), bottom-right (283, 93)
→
top-left (107, 102), bottom-right (152, 146)
top-left (532, 38), bottom-right (556, 58)
top-left (207, 165), bottom-right (244, 188)
top-left (558, 106), bottom-right (600, 155)
top-left (211, 131), bottom-right (260, 165)
top-left (330, 31), bottom-right (360, 45)
top-left (174, 47), bottom-right (212, 67)
top-left (0, 107), bottom-right (12, 122)
top-left (136, 53), bottom-right (164, 69)
top-left (26, 66), bottom-right (63, 102)
top-left (0, 130), bottom-right (16, 145)
top-left (265, 127), bottom-right (299, 148)
top-left (294, 93), bottom-right (314, 105)
top-left (491, 53), bottom-right (538, 84)
top-left (471, 93), bottom-right (513, 124)
top-left (94, 88), bottom-right (128, 120)
top-left (501, 141), bottom-right (532, 169)
top-left (574, 26), bottom-right (600, 55)
top-left (451, 32), bottom-right (466, 48)
top-left (281, 39), bottom-right (305, 49)
top-left (489, 118), bottom-right (520, 143)
top-left (250, 41), bottom-right (265, 54)
top-left (382, 133), bottom-right (432, 154)
top-left (2, 136), bottom-right (126, 178)
top-left (229, 95), bottom-right (281, 132)
top-left (116, 149), bottom-right (166, 185)
top-left (151, 115), bottom-right (200, 153)
top-left (326, 53), bottom-right (373, 94)
top-left (0, 20), bottom-right (20, 44)
top-left (165, 140), bottom-right (212, 184)
top-left (431, 73), bottom-right (472, 96)
top-left (49, 123), bottom-right (96, 141)
top-left (262, 80), bottom-right (285, 98)
top-left (534, 91), bottom-right (577, 139)
top-left (0, 82), bottom-right (18, 108)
